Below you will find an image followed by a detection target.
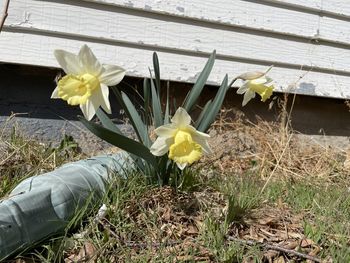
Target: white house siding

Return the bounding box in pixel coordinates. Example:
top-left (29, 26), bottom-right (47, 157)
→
top-left (1, 0), bottom-right (350, 99)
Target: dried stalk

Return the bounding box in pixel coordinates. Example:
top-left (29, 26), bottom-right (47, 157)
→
top-left (228, 236), bottom-right (322, 262)
top-left (0, 0), bottom-right (10, 33)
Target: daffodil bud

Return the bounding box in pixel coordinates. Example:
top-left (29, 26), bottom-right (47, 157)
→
top-left (236, 68), bottom-right (275, 106)
top-left (238, 71), bottom-right (265, 81)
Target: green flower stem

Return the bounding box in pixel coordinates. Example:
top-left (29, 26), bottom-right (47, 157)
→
top-left (228, 77), bottom-right (238, 88)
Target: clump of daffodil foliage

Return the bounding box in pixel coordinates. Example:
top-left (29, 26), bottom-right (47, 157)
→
top-left (52, 45), bottom-right (274, 185)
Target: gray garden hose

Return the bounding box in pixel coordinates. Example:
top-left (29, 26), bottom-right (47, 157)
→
top-left (0, 152), bottom-right (133, 260)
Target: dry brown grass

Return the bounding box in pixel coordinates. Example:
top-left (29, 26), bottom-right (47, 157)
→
top-left (200, 103), bottom-right (348, 187)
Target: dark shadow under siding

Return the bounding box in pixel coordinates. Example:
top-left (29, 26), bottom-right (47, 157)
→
top-left (0, 63), bottom-right (349, 148)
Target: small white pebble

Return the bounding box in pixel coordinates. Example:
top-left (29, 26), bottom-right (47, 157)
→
top-left (94, 204), bottom-right (107, 222)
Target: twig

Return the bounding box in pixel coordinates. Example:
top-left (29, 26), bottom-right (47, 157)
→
top-left (124, 239), bottom-right (183, 249)
top-left (228, 237), bottom-right (322, 262)
top-left (0, 0), bottom-right (10, 33)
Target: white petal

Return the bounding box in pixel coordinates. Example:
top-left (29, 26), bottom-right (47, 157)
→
top-left (99, 84), bottom-right (111, 113)
top-left (100, 65), bottom-right (126, 86)
top-left (78, 45), bottom-right (103, 75)
top-left (154, 124), bottom-right (177, 137)
top-left (186, 125), bottom-right (209, 138)
top-left (171, 107), bottom-right (191, 127)
top-left (192, 132), bottom-right (212, 154)
top-left (242, 90), bottom-right (255, 106)
top-left (196, 130), bottom-right (210, 138)
top-left (237, 84), bottom-right (249, 94)
top-left (185, 126), bottom-right (211, 154)
top-left (150, 137), bottom-right (173, 156)
top-left (54, 49), bottom-right (83, 75)
top-left (87, 87), bottom-right (110, 115)
top-left (80, 100), bottom-right (97, 121)
top-left (51, 87), bottom-right (59, 98)
top-left (176, 162), bottom-right (187, 170)
top-left (80, 85), bottom-right (111, 120)
top-left (250, 76), bottom-right (267, 85)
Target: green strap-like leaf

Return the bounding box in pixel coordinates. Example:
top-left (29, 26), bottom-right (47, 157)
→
top-left (143, 78), bottom-right (151, 124)
top-left (173, 97), bottom-right (177, 112)
top-left (111, 86), bottom-right (144, 143)
top-left (164, 82), bottom-right (170, 124)
top-left (195, 99), bottom-right (212, 128)
top-left (153, 52), bottom-right (161, 96)
top-left (197, 74), bottom-right (228, 132)
top-left (95, 108), bottom-right (145, 171)
top-left (182, 50), bottom-right (216, 112)
top-left (121, 92), bottom-right (151, 147)
top-left (150, 77), bottom-right (163, 128)
top-left (96, 108), bottom-right (122, 134)
top-left (80, 117), bottom-right (157, 168)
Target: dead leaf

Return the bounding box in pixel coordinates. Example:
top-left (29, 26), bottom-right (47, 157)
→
top-left (308, 245), bottom-right (321, 257)
top-left (162, 205), bottom-right (172, 221)
top-left (282, 240), bottom-right (299, 250)
top-left (300, 238), bottom-right (316, 248)
top-left (264, 250), bottom-right (279, 263)
top-left (65, 242), bottom-right (96, 262)
top-left (286, 231), bottom-right (303, 239)
top-left (273, 256), bottom-right (286, 263)
top-left (344, 150), bottom-right (350, 170)
top-left (257, 217), bottom-right (277, 225)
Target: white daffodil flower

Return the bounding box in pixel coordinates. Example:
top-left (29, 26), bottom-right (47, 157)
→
top-left (237, 68), bottom-right (274, 106)
top-left (150, 107), bottom-right (211, 170)
top-left (51, 45), bottom-right (125, 120)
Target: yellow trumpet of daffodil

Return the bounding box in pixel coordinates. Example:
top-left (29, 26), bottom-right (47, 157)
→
top-left (237, 69), bottom-right (274, 106)
top-left (150, 107), bottom-right (211, 170)
top-left (51, 45), bottom-right (125, 120)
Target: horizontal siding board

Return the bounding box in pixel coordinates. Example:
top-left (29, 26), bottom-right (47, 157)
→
top-left (272, 0), bottom-right (322, 9)
top-left (2, 0), bottom-right (350, 99)
top-left (1, 30), bottom-right (349, 99)
top-left (5, 0), bottom-right (350, 73)
top-left (319, 16), bottom-right (350, 45)
top-left (83, 0), bottom-right (320, 38)
top-left (273, 0), bottom-right (350, 17)
top-left (322, 1), bottom-right (350, 17)
top-left (83, 0), bottom-right (350, 45)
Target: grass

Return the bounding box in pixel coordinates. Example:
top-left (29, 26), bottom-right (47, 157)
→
top-left (0, 125), bottom-right (83, 198)
top-left (1, 109), bottom-right (350, 262)
top-left (55, 174), bottom-right (350, 262)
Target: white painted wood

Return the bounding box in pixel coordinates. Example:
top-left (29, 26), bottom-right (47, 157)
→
top-left (272, 0), bottom-right (322, 10)
top-left (273, 0), bottom-right (350, 17)
top-left (83, 0), bottom-right (350, 45)
top-left (319, 16), bottom-right (350, 45)
top-left (1, 0), bottom-right (350, 99)
top-left (321, 1), bottom-right (350, 17)
top-left (1, 31), bottom-right (349, 99)
top-left (82, 0), bottom-right (320, 39)
top-left (5, 0), bottom-right (350, 73)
